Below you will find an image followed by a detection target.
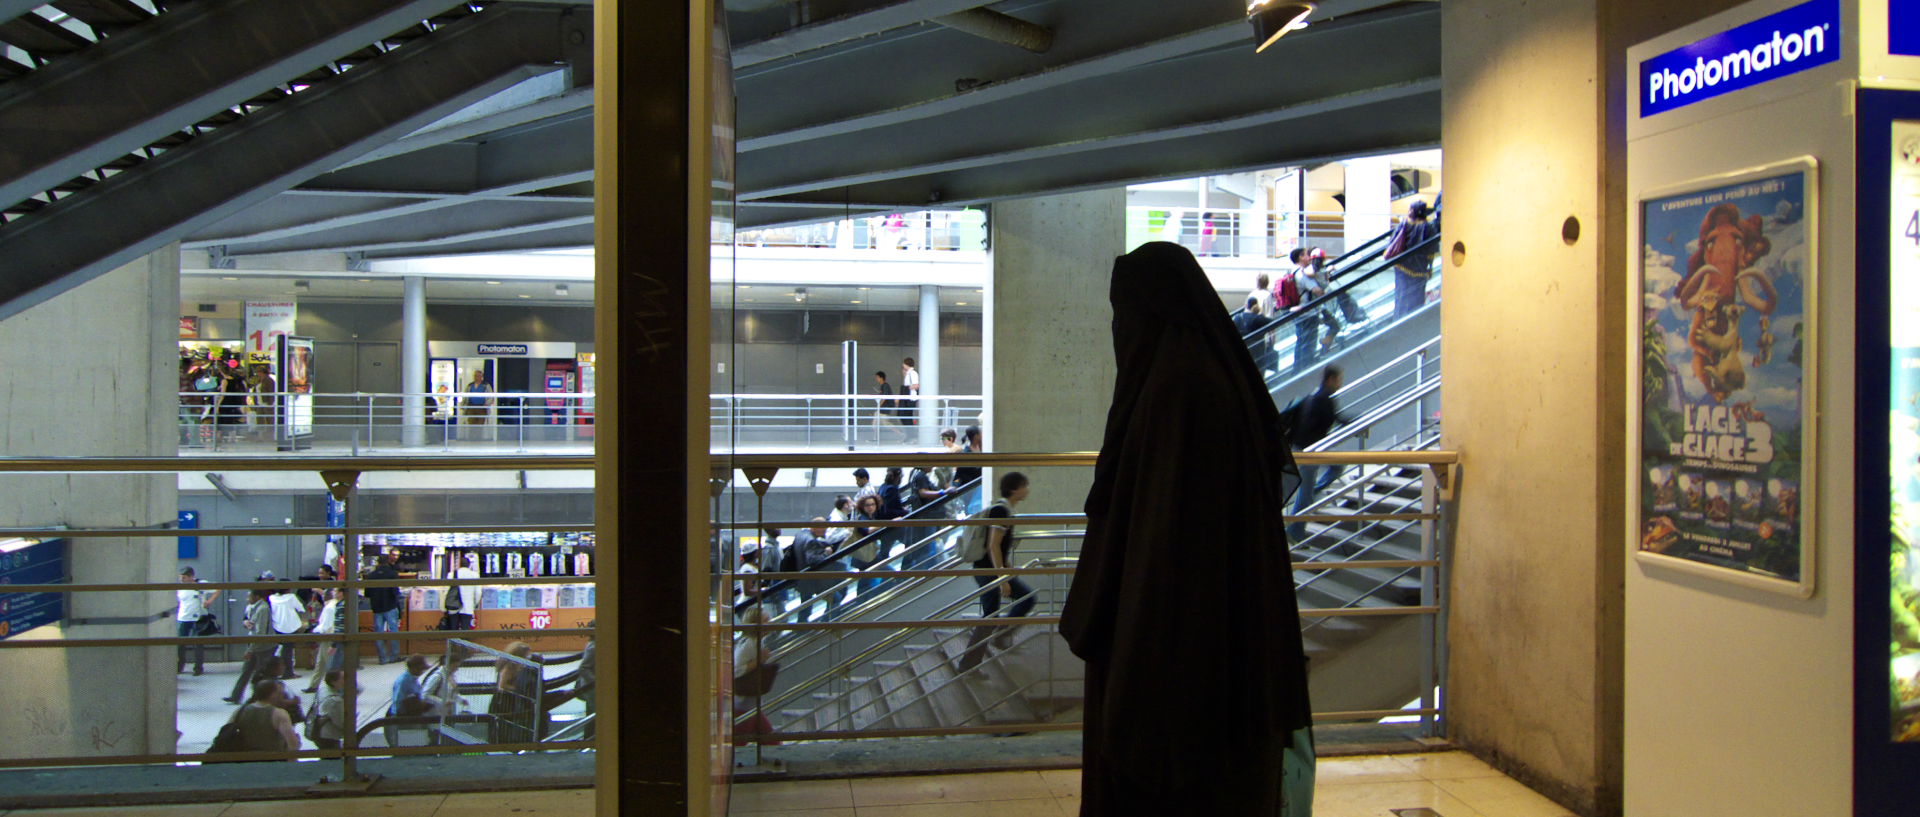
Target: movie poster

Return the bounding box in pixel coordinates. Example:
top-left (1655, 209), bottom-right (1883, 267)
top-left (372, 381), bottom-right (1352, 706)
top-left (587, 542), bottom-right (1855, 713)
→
top-left (1637, 163), bottom-right (1814, 593)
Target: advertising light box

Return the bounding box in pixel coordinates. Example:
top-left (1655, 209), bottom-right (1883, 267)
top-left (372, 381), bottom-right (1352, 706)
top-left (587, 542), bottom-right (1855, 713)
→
top-left (1888, 119), bottom-right (1920, 742)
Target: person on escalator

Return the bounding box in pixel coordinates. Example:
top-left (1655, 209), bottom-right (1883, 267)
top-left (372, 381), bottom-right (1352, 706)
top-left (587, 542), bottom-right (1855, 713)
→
top-left (1234, 296), bottom-right (1267, 337)
top-left (1317, 247), bottom-right (1368, 327)
top-left (1285, 365), bottom-right (1350, 542)
top-left (876, 467), bottom-right (908, 564)
top-left (1283, 249), bottom-right (1322, 374)
top-left (903, 466), bottom-right (949, 570)
top-left (1390, 199), bottom-right (1439, 318)
top-left (1247, 273), bottom-right (1275, 318)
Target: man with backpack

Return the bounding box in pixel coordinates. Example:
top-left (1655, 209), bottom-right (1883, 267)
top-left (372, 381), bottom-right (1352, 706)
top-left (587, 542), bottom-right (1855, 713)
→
top-left (1282, 366), bottom-right (1350, 542)
top-left (956, 472), bottom-right (1035, 672)
top-left (1281, 248), bottom-right (1323, 373)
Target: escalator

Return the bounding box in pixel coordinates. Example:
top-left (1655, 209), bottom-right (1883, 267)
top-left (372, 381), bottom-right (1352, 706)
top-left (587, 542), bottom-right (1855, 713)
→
top-left (733, 229), bottom-right (1452, 744)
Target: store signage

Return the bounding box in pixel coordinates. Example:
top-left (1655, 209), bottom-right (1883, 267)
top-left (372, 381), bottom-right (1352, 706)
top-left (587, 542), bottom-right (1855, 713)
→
top-left (529, 609), bottom-right (552, 629)
top-left (477, 343), bottom-right (529, 355)
top-left (1640, 0), bottom-right (1839, 117)
top-left (0, 538), bottom-right (66, 641)
top-left (244, 302), bottom-right (297, 358)
top-left (1895, 0), bottom-right (1920, 57)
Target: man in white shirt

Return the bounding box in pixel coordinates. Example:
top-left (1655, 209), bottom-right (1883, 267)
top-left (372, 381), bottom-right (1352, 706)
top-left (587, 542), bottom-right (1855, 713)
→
top-left (449, 553), bottom-right (481, 630)
top-left (175, 567), bottom-right (219, 676)
top-left (267, 582), bottom-right (308, 678)
top-left (901, 357), bottom-right (921, 432)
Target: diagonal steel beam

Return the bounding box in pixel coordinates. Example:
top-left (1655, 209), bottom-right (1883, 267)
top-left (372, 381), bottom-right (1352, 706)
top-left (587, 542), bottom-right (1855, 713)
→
top-left (733, 0), bottom-right (987, 67)
top-left (230, 214), bottom-right (594, 257)
top-left (333, 84), bottom-right (593, 170)
top-left (0, 0), bottom-right (478, 211)
top-left (740, 77), bottom-right (1442, 200)
top-left (0, 5), bottom-right (577, 320)
top-left (737, 0), bottom-right (1425, 152)
top-left (184, 170), bottom-right (592, 249)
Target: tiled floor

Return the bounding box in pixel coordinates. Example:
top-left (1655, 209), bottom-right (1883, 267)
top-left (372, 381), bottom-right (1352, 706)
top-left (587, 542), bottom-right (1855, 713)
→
top-left (0, 752), bottom-right (1572, 817)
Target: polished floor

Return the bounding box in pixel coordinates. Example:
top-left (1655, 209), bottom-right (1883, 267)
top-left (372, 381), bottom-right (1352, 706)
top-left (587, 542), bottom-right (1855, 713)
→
top-left (0, 752), bottom-right (1572, 817)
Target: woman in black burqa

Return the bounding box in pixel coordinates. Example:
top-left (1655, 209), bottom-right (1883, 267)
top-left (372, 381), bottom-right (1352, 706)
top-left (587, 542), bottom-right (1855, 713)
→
top-left (1061, 242), bottom-right (1315, 815)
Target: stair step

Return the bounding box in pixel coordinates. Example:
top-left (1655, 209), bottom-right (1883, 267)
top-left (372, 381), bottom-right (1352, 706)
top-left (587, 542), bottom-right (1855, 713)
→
top-left (906, 645), bottom-right (977, 727)
top-left (937, 633), bottom-right (1038, 725)
top-left (878, 663), bottom-right (937, 730)
top-left (846, 676), bottom-right (885, 730)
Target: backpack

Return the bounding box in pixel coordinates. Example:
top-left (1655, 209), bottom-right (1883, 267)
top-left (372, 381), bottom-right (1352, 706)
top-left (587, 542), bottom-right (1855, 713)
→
top-left (209, 719), bottom-right (246, 754)
top-left (960, 499), bottom-right (1012, 563)
top-left (1277, 396), bottom-right (1306, 444)
top-left (1383, 220), bottom-right (1413, 259)
top-left (303, 700), bottom-right (327, 741)
top-left (1273, 273), bottom-right (1302, 311)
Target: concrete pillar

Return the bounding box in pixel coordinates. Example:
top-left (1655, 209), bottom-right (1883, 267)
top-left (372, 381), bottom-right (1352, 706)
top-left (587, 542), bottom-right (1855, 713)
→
top-left (917, 283), bottom-right (940, 443)
top-left (1439, 2), bottom-right (1746, 814)
top-left (0, 244), bottom-right (180, 760)
top-left (1343, 155), bottom-right (1393, 249)
top-left (988, 189), bottom-right (1124, 517)
top-left (401, 275), bottom-right (427, 447)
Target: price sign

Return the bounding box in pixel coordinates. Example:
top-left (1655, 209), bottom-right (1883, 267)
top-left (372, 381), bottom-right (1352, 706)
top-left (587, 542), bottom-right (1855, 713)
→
top-left (243, 302), bottom-right (297, 358)
top-left (528, 609), bottom-right (552, 630)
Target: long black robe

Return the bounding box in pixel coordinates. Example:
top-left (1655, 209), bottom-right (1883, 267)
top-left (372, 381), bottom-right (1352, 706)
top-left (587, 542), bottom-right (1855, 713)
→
top-left (1061, 242), bottom-right (1314, 815)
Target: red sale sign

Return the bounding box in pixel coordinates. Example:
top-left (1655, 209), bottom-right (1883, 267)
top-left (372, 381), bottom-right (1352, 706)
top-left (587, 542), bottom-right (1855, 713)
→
top-left (529, 609), bottom-right (552, 630)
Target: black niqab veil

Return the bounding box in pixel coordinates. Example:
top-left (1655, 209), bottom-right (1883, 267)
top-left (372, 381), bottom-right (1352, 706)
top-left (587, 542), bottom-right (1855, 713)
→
top-left (1061, 242), bottom-right (1313, 815)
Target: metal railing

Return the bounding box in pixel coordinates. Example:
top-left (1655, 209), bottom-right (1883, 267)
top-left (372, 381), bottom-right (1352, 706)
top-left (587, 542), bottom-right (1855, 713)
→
top-left (173, 391), bottom-right (984, 454)
top-left (719, 449), bottom-right (1458, 765)
top-left (1125, 207), bottom-right (1405, 262)
top-left (734, 210), bottom-right (988, 252)
top-left (0, 454), bottom-right (600, 790)
top-left (1242, 231), bottom-right (1444, 391)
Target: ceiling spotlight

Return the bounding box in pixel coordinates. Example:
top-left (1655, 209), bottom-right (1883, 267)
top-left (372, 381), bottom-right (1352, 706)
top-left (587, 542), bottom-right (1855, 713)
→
top-left (221, 276), bottom-right (239, 281)
top-left (293, 280), bottom-right (310, 291)
top-left (956, 301), bottom-right (968, 306)
top-left (1248, 1), bottom-right (1314, 53)
top-left (554, 284), bottom-right (570, 297)
top-left (793, 287), bottom-right (808, 303)
top-left (357, 278), bottom-right (372, 283)
top-left (517, 294), bottom-right (532, 299)
top-left (850, 300), bottom-right (863, 304)
top-left (485, 280), bottom-right (502, 285)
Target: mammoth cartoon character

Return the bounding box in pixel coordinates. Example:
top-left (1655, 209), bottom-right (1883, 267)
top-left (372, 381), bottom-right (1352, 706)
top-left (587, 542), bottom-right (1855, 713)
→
top-left (1675, 204), bottom-right (1779, 403)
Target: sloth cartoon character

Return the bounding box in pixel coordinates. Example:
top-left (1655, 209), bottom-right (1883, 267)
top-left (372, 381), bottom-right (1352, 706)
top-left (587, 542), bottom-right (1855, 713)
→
top-left (1675, 203), bottom-right (1779, 403)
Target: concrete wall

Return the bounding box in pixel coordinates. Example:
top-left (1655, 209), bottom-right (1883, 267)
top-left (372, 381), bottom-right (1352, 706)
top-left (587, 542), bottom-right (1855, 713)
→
top-left (988, 190), bottom-right (1124, 516)
top-left (0, 247), bottom-right (180, 759)
top-left (1440, 2), bottom-right (1747, 814)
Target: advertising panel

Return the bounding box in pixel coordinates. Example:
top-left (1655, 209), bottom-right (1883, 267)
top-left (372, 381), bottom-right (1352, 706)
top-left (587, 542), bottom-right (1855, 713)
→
top-left (1895, 0), bottom-right (1920, 57)
top-left (1888, 119), bottom-right (1920, 742)
top-left (0, 538), bottom-right (66, 640)
top-left (1636, 160), bottom-right (1817, 596)
top-left (279, 335), bottom-right (315, 439)
top-left (243, 301), bottom-right (296, 359)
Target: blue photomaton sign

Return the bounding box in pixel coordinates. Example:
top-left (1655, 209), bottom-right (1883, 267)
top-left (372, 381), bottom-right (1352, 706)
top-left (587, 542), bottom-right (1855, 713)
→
top-left (1895, 0), bottom-right (1920, 57)
top-left (1640, 0), bottom-right (1840, 118)
top-left (0, 538), bottom-right (67, 640)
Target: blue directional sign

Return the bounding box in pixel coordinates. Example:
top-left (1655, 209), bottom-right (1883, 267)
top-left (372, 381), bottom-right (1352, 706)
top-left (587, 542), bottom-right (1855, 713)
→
top-left (0, 538), bottom-right (67, 640)
top-left (178, 510), bottom-right (199, 559)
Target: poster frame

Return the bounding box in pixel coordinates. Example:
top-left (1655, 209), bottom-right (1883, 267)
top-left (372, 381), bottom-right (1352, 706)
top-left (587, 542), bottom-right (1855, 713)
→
top-left (1630, 154), bottom-right (1819, 599)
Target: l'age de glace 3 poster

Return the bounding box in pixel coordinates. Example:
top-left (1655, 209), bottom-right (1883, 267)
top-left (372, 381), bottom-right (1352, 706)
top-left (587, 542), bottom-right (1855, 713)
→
top-left (1636, 159), bottom-right (1816, 597)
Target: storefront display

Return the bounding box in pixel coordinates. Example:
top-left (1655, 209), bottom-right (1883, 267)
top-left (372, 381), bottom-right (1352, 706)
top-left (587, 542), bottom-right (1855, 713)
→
top-left (1887, 118), bottom-right (1920, 743)
top-left (359, 531), bottom-right (596, 651)
top-left (1636, 160), bottom-right (1817, 596)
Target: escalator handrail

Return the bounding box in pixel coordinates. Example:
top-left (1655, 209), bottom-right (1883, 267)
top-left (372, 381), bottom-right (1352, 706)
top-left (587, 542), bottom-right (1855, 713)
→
top-left (1224, 228), bottom-right (1396, 327)
top-left (736, 475), bottom-right (983, 609)
top-left (1237, 231), bottom-right (1444, 346)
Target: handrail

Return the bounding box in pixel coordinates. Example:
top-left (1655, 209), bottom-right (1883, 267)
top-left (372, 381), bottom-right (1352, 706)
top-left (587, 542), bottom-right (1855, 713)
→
top-left (1308, 377), bottom-right (1441, 453)
top-left (1238, 231), bottom-right (1444, 346)
top-left (1332, 336), bottom-right (1441, 406)
top-left (744, 476), bottom-right (982, 606)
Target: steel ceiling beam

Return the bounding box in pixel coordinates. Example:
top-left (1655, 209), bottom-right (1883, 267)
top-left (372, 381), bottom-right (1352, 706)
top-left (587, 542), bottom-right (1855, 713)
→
top-left (737, 0), bottom-right (1426, 152)
top-left (0, 5), bottom-right (579, 320)
top-left (186, 170), bottom-right (592, 249)
top-left (334, 84), bottom-right (593, 170)
top-left (232, 214), bottom-right (594, 256)
top-left (0, 0), bottom-right (483, 212)
top-left (742, 77), bottom-right (1442, 200)
top-left (732, 0), bottom-right (987, 67)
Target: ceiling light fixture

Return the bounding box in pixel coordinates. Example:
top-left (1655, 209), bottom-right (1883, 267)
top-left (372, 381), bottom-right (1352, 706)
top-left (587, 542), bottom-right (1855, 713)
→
top-left (485, 280), bottom-right (502, 285)
top-left (293, 280), bottom-right (310, 291)
top-left (850, 300), bottom-right (862, 304)
top-left (554, 284), bottom-right (570, 297)
top-left (956, 301), bottom-right (968, 306)
top-left (793, 287), bottom-right (808, 303)
top-left (517, 294), bottom-right (532, 299)
top-left (1248, 1), bottom-right (1314, 53)
top-left (221, 276), bottom-right (239, 281)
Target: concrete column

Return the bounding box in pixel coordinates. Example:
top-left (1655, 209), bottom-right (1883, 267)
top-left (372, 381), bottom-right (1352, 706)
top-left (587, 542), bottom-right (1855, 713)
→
top-left (401, 275), bottom-right (426, 447)
top-left (0, 244), bottom-right (180, 760)
top-left (1439, 2), bottom-right (1746, 815)
top-left (916, 283), bottom-right (940, 442)
top-left (989, 189), bottom-right (1124, 518)
top-left (1343, 155), bottom-right (1393, 249)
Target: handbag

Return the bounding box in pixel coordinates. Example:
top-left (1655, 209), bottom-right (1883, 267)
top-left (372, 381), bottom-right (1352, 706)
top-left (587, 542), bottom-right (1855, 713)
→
top-left (195, 614), bottom-right (222, 636)
top-left (208, 719), bottom-right (246, 754)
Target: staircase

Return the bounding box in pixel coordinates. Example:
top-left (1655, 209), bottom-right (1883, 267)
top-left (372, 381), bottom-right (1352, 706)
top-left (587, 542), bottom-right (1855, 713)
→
top-left (736, 230), bottom-right (1452, 745)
